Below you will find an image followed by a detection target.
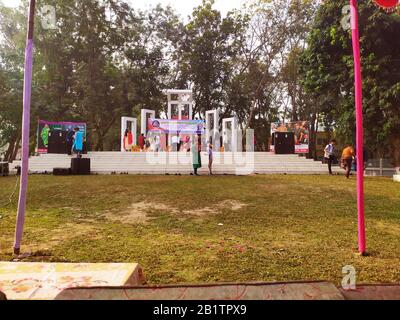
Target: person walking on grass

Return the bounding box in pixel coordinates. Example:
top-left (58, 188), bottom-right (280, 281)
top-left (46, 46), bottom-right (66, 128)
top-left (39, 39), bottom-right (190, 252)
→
top-left (341, 143), bottom-right (355, 179)
top-left (208, 143), bottom-right (214, 175)
top-left (324, 139), bottom-right (336, 175)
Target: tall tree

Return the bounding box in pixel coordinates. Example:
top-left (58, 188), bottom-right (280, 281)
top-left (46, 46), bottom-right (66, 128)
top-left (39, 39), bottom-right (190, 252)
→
top-left (178, 0), bottom-right (247, 118)
top-left (300, 0), bottom-right (400, 165)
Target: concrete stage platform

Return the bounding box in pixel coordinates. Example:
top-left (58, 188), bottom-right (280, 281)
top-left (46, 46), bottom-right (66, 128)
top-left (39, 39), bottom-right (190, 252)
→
top-left (9, 152), bottom-right (340, 175)
top-left (0, 262), bottom-right (144, 300)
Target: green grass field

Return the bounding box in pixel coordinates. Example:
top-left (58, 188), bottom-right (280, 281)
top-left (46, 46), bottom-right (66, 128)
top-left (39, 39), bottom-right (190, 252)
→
top-left (1, 174), bottom-right (399, 285)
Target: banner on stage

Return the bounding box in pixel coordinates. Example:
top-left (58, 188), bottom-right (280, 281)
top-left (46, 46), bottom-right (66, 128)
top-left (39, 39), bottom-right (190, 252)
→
top-left (270, 121), bottom-right (310, 154)
top-left (147, 119), bottom-right (205, 135)
top-left (37, 120), bottom-right (86, 153)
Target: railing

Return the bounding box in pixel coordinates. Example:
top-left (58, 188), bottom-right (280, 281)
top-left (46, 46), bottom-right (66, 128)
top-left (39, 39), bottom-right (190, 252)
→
top-left (365, 158), bottom-right (395, 177)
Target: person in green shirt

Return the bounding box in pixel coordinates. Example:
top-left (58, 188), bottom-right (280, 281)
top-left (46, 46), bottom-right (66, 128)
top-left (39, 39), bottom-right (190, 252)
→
top-left (41, 124), bottom-right (50, 148)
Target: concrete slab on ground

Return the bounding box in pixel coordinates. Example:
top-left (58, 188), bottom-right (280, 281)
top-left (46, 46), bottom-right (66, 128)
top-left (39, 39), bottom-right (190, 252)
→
top-left (0, 262), bottom-right (144, 300)
top-left (55, 281), bottom-right (344, 300)
top-left (340, 285), bottom-right (400, 300)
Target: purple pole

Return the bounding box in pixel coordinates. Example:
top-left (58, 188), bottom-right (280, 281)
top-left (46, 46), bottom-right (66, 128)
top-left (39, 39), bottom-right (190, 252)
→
top-left (13, 0), bottom-right (36, 255)
top-left (350, 0), bottom-right (366, 255)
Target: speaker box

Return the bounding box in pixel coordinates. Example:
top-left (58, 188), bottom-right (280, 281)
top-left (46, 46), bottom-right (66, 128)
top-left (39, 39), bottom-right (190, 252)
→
top-left (71, 158), bottom-right (91, 175)
top-left (0, 162), bottom-right (9, 177)
top-left (53, 168), bottom-right (71, 176)
top-left (274, 132), bottom-right (295, 154)
top-left (48, 130), bottom-right (67, 154)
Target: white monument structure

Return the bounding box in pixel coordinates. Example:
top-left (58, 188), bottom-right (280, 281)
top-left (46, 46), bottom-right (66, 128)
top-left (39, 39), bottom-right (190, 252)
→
top-left (141, 109), bottom-right (156, 135)
top-left (121, 117), bottom-right (137, 152)
top-left (222, 117), bottom-right (238, 152)
top-left (164, 89), bottom-right (193, 120)
top-left (394, 168), bottom-right (400, 182)
top-left (206, 109), bottom-right (220, 150)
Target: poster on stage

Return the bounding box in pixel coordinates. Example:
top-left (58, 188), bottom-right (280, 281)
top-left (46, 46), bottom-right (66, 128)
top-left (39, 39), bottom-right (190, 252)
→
top-left (147, 119), bottom-right (205, 135)
top-left (270, 121), bottom-right (310, 154)
top-left (36, 120), bottom-right (87, 153)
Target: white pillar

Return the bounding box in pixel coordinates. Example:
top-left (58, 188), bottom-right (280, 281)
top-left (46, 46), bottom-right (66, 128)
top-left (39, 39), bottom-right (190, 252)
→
top-left (141, 109), bottom-right (155, 135)
top-left (206, 109), bottom-right (220, 150)
top-left (164, 89), bottom-right (193, 120)
top-left (222, 117), bottom-right (238, 152)
top-left (121, 117), bottom-right (137, 152)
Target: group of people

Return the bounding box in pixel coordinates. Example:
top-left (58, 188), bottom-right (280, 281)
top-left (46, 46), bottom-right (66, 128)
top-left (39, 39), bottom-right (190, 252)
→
top-left (123, 129), bottom-right (202, 153)
top-left (123, 130), bottom-right (151, 152)
top-left (123, 129), bottom-right (214, 175)
top-left (324, 139), bottom-right (366, 178)
top-left (272, 121), bottom-right (310, 145)
top-left (41, 124), bottom-right (84, 157)
top-left (191, 137), bottom-right (214, 176)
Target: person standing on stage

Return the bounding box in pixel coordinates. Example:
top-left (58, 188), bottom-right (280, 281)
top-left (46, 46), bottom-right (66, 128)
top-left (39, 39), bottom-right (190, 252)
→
top-left (139, 133), bottom-right (146, 152)
top-left (72, 127), bottom-right (84, 158)
top-left (191, 137), bottom-right (202, 176)
top-left (123, 129), bottom-right (133, 152)
top-left (66, 127), bottom-right (75, 155)
top-left (324, 139), bottom-right (336, 175)
top-left (154, 135), bottom-right (161, 152)
top-left (208, 143), bottom-right (213, 175)
top-left (41, 124), bottom-right (50, 148)
top-left (341, 143), bottom-right (355, 179)
top-left (172, 134), bottom-right (179, 152)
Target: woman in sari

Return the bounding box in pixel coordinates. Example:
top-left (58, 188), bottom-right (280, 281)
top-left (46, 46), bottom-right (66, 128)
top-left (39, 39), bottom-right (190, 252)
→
top-left (191, 136), bottom-right (202, 176)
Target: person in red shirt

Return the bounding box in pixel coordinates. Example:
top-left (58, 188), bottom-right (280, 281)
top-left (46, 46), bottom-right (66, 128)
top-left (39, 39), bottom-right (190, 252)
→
top-left (139, 134), bottom-right (146, 152)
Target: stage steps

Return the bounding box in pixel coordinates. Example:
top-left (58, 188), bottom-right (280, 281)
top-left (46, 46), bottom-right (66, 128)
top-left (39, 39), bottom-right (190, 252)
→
top-left (9, 152), bottom-right (340, 175)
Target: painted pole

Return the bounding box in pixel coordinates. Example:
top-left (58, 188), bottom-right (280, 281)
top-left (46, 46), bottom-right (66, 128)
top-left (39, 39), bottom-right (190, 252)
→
top-left (13, 0), bottom-right (36, 255)
top-left (350, 0), bottom-right (366, 255)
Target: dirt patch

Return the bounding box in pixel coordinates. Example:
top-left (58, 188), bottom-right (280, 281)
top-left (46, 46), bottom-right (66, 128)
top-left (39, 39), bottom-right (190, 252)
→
top-left (105, 200), bottom-right (248, 222)
top-left (105, 202), bottom-right (179, 224)
top-left (184, 200), bottom-right (247, 217)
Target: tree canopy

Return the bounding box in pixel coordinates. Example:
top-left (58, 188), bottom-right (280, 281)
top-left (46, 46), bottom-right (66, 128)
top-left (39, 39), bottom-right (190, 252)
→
top-left (0, 0), bottom-right (399, 164)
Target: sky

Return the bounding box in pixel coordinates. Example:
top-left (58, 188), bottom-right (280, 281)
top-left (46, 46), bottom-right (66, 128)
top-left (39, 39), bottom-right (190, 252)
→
top-left (2, 0), bottom-right (246, 18)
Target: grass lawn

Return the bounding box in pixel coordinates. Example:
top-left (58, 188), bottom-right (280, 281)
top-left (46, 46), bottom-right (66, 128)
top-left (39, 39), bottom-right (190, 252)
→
top-left (0, 174), bottom-right (399, 285)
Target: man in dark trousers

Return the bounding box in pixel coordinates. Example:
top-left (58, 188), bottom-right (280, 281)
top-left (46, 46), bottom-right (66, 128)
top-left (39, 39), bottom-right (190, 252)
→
top-left (66, 127), bottom-right (75, 155)
top-left (324, 139), bottom-right (336, 175)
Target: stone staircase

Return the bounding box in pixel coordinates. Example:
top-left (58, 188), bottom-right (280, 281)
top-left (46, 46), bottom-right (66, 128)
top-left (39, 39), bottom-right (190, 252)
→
top-left (9, 152), bottom-right (339, 175)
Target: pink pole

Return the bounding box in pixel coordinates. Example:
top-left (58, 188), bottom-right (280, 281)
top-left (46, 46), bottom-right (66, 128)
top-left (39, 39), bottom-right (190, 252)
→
top-left (350, 0), bottom-right (366, 255)
top-left (13, 0), bottom-right (36, 255)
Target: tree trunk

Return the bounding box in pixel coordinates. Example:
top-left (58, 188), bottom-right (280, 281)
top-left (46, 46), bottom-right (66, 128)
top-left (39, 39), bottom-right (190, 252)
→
top-left (390, 136), bottom-right (400, 168)
top-left (5, 131), bottom-right (18, 162)
top-left (95, 132), bottom-right (104, 151)
top-left (11, 134), bottom-right (21, 161)
top-left (308, 113), bottom-right (317, 160)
